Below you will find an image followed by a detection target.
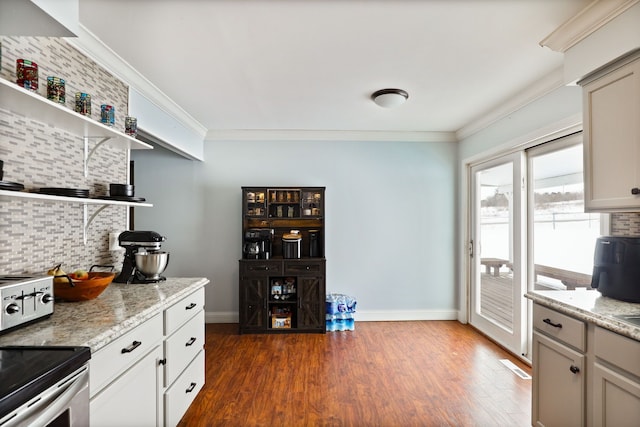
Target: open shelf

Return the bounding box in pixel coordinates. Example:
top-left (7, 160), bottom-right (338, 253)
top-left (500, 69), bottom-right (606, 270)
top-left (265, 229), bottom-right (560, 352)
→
top-left (0, 189), bottom-right (152, 207)
top-left (0, 78), bottom-right (152, 151)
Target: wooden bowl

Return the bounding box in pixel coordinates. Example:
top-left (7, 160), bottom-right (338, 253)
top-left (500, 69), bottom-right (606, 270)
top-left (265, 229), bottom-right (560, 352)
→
top-left (54, 272), bottom-right (115, 301)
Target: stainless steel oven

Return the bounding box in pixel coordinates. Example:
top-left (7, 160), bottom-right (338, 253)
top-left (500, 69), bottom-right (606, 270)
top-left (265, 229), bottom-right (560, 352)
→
top-left (0, 346), bottom-right (90, 427)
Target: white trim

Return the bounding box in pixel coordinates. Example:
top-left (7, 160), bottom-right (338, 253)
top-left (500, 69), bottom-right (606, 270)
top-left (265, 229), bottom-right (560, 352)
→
top-left (204, 310), bottom-right (458, 324)
top-left (205, 129), bottom-right (457, 143)
top-left (67, 23), bottom-right (208, 139)
top-left (456, 67), bottom-right (566, 141)
top-left (540, 0), bottom-right (639, 53)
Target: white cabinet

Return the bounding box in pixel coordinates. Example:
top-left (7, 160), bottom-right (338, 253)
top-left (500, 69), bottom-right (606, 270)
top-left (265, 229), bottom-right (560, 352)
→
top-left (163, 287), bottom-right (206, 426)
top-left (90, 314), bottom-right (164, 427)
top-left (87, 286), bottom-right (206, 427)
top-left (532, 305), bottom-right (586, 427)
top-left (90, 345), bottom-right (163, 427)
top-left (593, 327), bottom-right (640, 427)
top-left (581, 52), bottom-right (640, 212)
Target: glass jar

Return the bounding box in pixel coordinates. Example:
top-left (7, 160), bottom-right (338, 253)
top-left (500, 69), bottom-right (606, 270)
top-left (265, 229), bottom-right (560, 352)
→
top-left (75, 93), bottom-right (91, 116)
top-left (46, 77), bottom-right (65, 104)
top-left (16, 59), bottom-right (38, 91)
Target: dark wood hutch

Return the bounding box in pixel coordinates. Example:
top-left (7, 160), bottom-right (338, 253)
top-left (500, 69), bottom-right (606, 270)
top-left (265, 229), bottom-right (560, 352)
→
top-left (239, 187), bottom-right (326, 334)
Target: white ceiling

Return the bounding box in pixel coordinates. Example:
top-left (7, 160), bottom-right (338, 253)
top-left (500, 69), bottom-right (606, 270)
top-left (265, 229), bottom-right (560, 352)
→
top-left (78, 0), bottom-right (590, 139)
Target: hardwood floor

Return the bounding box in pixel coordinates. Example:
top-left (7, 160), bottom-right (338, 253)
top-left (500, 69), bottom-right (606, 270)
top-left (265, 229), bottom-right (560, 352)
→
top-left (178, 321), bottom-right (532, 427)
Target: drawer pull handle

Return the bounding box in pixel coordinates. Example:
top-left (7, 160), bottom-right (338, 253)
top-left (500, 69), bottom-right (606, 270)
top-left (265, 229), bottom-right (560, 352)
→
top-left (569, 365), bottom-right (580, 374)
top-left (121, 340), bottom-right (142, 354)
top-left (185, 303), bottom-right (197, 310)
top-left (186, 382), bottom-right (197, 393)
top-left (186, 337), bottom-right (197, 346)
top-left (543, 318), bottom-right (562, 329)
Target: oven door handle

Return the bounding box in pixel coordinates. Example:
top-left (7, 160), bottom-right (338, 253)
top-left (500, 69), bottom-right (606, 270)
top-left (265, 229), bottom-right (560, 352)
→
top-left (17, 367), bottom-right (89, 427)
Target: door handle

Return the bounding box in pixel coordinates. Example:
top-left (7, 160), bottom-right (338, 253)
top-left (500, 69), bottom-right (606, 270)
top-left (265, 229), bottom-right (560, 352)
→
top-left (185, 337), bottom-right (197, 346)
top-left (121, 340), bottom-right (142, 354)
top-left (542, 318), bottom-right (562, 329)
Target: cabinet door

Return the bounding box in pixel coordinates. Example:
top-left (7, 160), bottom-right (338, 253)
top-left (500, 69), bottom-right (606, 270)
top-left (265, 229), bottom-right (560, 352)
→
top-left (583, 57), bottom-right (640, 211)
top-left (297, 276), bottom-right (325, 330)
top-left (90, 345), bottom-right (163, 427)
top-left (239, 277), bottom-right (267, 331)
top-left (243, 187), bottom-right (267, 218)
top-left (532, 331), bottom-right (584, 427)
top-left (593, 362), bottom-right (640, 427)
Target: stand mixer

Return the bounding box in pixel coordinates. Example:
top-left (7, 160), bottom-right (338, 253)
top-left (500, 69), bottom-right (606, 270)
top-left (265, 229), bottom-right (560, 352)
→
top-left (114, 231), bottom-right (170, 284)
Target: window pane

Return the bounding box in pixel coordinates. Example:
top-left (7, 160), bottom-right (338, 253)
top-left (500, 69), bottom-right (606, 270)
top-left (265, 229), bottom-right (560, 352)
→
top-left (531, 144), bottom-right (599, 290)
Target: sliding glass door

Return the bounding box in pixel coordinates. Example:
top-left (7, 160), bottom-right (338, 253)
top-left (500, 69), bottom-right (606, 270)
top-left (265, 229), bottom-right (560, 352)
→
top-left (469, 132), bottom-right (602, 360)
top-left (470, 152), bottom-right (526, 356)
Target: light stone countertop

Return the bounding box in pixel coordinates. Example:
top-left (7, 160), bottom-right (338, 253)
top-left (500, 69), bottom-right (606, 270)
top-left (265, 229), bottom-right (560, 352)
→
top-left (526, 289), bottom-right (640, 341)
top-left (0, 277), bottom-right (209, 352)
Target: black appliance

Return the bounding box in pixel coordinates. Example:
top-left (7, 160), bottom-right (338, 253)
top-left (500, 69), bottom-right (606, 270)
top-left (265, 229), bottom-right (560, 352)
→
top-left (309, 230), bottom-right (321, 258)
top-left (591, 236), bottom-right (640, 302)
top-left (115, 230), bottom-right (166, 284)
top-left (243, 229), bottom-right (273, 259)
top-left (0, 346), bottom-right (90, 426)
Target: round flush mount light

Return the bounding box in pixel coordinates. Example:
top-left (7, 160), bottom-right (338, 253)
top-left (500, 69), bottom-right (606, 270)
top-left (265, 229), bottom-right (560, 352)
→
top-left (371, 88), bottom-right (409, 108)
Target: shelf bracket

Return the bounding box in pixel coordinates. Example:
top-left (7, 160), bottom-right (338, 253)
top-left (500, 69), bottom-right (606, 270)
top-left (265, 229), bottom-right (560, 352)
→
top-left (83, 203), bottom-right (109, 245)
top-left (83, 136), bottom-right (112, 177)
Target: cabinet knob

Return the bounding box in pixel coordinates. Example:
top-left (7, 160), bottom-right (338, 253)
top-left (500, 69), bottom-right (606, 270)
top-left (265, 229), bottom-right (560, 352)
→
top-left (569, 365), bottom-right (580, 374)
top-left (632, 188), bottom-right (640, 195)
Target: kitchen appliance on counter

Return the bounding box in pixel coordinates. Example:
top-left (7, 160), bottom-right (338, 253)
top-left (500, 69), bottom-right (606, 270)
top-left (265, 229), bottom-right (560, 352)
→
top-left (0, 275), bottom-right (54, 335)
top-left (282, 230), bottom-right (302, 259)
top-left (0, 346), bottom-right (90, 427)
top-left (243, 228), bottom-right (273, 259)
top-left (591, 236), bottom-right (640, 302)
top-left (115, 231), bottom-right (170, 284)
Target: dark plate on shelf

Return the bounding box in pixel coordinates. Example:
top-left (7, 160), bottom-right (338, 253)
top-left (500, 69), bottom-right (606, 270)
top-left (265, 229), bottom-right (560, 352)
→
top-left (95, 195), bottom-right (146, 203)
top-left (0, 181), bottom-right (25, 191)
top-left (38, 188), bottom-right (90, 198)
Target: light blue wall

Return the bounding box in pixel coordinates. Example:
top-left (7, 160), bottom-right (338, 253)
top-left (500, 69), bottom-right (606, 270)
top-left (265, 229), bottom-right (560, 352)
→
top-left (132, 139), bottom-right (458, 321)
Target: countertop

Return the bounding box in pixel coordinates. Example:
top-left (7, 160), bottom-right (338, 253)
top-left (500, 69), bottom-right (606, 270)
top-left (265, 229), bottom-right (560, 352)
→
top-left (526, 289), bottom-right (640, 341)
top-left (0, 277), bottom-right (209, 352)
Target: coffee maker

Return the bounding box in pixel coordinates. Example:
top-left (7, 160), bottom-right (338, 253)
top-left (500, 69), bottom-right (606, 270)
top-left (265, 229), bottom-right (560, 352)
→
top-left (115, 230), bottom-right (168, 284)
top-left (243, 228), bottom-right (273, 259)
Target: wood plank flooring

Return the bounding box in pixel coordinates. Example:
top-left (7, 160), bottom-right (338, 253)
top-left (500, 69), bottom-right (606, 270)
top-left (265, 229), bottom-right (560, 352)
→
top-left (178, 321), bottom-right (531, 427)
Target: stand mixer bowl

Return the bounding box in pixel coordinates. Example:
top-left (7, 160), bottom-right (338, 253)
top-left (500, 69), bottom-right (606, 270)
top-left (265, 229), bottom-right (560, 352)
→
top-left (135, 251), bottom-right (170, 279)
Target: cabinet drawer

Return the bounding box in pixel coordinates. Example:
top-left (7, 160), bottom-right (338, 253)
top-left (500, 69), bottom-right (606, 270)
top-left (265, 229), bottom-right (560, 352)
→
top-left (240, 260), bottom-right (282, 276)
top-left (283, 260), bottom-right (324, 275)
top-left (165, 349), bottom-right (205, 427)
top-left (90, 313), bottom-right (163, 397)
top-left (533, 304), bottom-right (586, 351)
top-left (165, 309), bottom-right (205, 387)
top-left (595, 326), bottom-right (640, 378)
top-left (165, 287), bottom-right (205, 336)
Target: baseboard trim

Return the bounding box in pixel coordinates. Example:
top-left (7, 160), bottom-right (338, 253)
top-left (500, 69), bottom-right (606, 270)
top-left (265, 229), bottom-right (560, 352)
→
top-left (204, 309), bottom-right (459, 323)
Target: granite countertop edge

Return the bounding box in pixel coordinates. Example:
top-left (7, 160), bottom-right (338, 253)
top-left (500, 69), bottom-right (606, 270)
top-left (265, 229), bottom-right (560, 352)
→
top-left (0, 277), bottom-right (210, 352)
top-left (525, 290), bottom-right (640, 341)
top-left (84, 277), bottom-right (210, 351)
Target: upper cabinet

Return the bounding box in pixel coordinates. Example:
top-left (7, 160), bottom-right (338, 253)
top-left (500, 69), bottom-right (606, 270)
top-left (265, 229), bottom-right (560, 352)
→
top-left (581, 51), bottom-right (640, 212)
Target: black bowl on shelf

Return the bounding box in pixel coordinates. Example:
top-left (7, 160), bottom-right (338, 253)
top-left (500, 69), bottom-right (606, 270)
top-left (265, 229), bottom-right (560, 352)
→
top-left (109, 183), bottom-right (134, 197)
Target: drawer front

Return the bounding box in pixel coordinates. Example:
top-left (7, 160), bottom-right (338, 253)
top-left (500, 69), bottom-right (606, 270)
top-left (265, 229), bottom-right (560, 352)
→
top-left (595, 326), bottom-right (640, 378)
top-left (165, 309), bottom-right (205, 387)
top-left (240, 260), bottom-right (282, 276)
top-left (283, 260), bottom-right (325, 275)
top-left (533, 304), bottom-right (586, 351)
top-left (165, 349), bottom-right (205, 427)
top-left (90, 313), bottom-right (163, 397)
top-left (165, 287), bottom-right (205, 336)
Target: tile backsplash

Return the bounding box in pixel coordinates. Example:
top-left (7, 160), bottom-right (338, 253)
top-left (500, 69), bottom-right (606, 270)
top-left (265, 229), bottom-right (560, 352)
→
top-left (0, 36), bottom-right (129, 275)
top-left (610, 213), bottom-right (640, 236)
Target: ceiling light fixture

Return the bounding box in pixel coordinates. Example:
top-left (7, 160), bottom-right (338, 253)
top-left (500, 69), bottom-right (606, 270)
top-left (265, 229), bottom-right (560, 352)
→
top-left (371, 88), bottom-right (409, 108)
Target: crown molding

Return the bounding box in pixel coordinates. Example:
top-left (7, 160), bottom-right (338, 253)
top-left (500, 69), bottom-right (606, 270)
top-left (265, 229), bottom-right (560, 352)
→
top-left (456, 66), bottom-right (565, 141)
top-left (205, 129), bottom-right (458, 143)
top-left (540, 0), bottom-right (639, 53)
top-left (67, 23), bottom-right (207, 139)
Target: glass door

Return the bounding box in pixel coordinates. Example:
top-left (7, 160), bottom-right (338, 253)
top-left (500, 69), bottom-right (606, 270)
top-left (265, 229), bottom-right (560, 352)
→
top-left (470, 152), bottom-right (526, 356)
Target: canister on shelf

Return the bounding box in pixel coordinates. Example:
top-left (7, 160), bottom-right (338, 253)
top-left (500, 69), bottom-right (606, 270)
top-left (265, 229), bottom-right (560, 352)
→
top-left (75, 92), bottom-right (91, 116)
top-left (46, 77), bottom-right (65, 104)
top-left (125, 116), bottom-right (137, 136)
top-left (100, 104), bottom-right (115, 126)
top-left (16, 59), bottom-right (38, 91)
